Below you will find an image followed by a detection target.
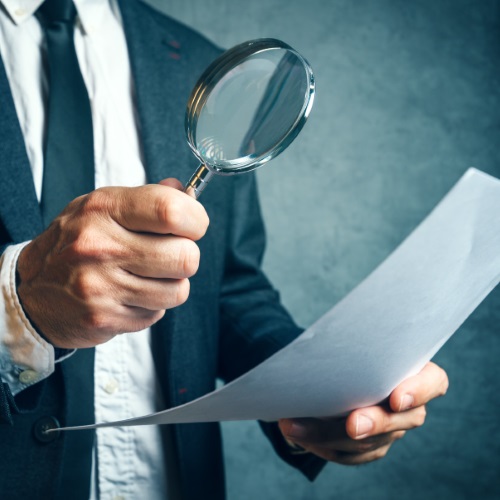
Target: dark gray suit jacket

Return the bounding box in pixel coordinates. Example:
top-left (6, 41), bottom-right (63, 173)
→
top-left (0, 1), bottom-right (324, 498)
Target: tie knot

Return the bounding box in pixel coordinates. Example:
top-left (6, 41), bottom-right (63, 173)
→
top-left (37, 0), bottom-right (76, 25)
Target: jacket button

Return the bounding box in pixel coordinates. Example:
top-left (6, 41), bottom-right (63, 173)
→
top-left (19, 369), bottom-right (38, 384)
top-left (33, 416), bottom-right (61, 443)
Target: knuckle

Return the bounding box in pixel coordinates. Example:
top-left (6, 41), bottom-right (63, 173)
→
top-left (46, 213), bottom-right (66, 236)
top-left (181, 241), bottom-right (200, 277)
top-left (380, 411), bottom-right (392, 433)
top-left (415, 406), bottom-right (427, 427)
top-left (72, 271), bottom-right (97, 300)
top-left (138, 310), bottom-right (166, 329)
top-left (198, 206), bottom-right (210, 237)
top-left (84, 310), bottom-right (112, 333)
top-left (69, 227), bottom-right (100, 260)
top-left (440, 369), bottom-right (450, 396)
top-left (174, 278), bottom-right (190, 307)
top-left (69, 228), bottom-right (120, 263)
top-left (421, 405), bottom-right (427, 419)
top-left (356, 440), bottom-right (378, 454)
top-left (394, 430), bottom-right (406, 441)
top-left (80, 188), bottom-right (112, 215)
top-left (159, 196), bottom-right (183, 231)
top-left (152, 309), bottom-right (166, 323)
top-left (65, 225), bottom-right (123, 264)
top-left (374, 447), bottom-right (389, 461)
top-left (156, 288), bottom-right (172, 309)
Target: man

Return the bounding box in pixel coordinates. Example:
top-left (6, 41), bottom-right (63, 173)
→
top-left (0, 0), bottom-right (449, 498)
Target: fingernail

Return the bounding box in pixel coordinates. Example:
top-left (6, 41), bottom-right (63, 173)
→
top-left (355, 414), bottom-right (374, 438)
top-left (399, 394), bottom-right (414, 412)
top-left (285, 420), bottom-right (308, 440)
top-left (399, 394), bottom-right (414, 411)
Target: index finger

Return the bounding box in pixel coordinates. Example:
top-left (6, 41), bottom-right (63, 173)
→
top-left (104, 183), bottom-right (209, 240)
top-left (389, 362), bottom-right (449, 412)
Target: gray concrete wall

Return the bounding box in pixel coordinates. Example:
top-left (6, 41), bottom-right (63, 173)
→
top-left (146, 1), bottom-right (500, 498)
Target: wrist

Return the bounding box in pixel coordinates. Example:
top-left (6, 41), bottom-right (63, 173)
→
top-left (0, 242), bottom-right (55, 394)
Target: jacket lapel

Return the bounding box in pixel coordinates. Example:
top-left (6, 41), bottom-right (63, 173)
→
top-left (0, 55), bottom-right (43, 242)
top-left (1, 48), bottom-right (95, 496)
top-left (118, 0), bottom-right (189, 408)
top-left (118, 0), bottom-right (200, 185)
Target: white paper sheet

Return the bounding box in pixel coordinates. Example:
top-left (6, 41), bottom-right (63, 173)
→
top-left (62, 168), bottom-right (500, 431)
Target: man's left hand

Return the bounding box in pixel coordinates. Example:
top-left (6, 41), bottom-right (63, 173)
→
top-left (278, 362), bottom-right (449, 465)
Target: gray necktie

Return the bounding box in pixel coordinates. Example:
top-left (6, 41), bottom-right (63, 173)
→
top-left (37, 0), bottom-right (95, 228)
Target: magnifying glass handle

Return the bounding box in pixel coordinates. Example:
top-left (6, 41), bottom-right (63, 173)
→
top-left (184, 164), bottom-right (215, 199)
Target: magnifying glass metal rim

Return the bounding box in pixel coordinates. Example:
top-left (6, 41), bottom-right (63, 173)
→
top-left (185, 38), bottom-right (315, 176)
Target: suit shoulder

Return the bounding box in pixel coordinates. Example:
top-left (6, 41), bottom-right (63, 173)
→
top-left (126, 0), bottom-right (223, 58)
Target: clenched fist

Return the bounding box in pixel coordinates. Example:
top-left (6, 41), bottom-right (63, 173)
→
top-left (17, 178), bottom-right (208, 349)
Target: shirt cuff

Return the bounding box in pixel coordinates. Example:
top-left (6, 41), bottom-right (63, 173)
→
top-left (0, 242), bottom-right (62, 395)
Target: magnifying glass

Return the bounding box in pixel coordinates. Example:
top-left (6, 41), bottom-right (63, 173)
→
top-left (184, 38), bottom-right (315, 198)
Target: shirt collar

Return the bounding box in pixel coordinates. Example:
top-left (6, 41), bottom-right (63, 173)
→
top-left (1, 0), bottom-right (44, 24)
top-left (0, 0), bottom-right (109, 33)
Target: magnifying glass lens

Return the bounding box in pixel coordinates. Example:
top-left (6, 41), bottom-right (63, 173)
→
top-left (185, 39), bottom-right (314, 198)
top-left (195, 49), bottom-right (310, 169)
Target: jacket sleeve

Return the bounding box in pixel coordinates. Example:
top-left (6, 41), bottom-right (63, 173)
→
top-left (217, 173), bottom-right (326, 480)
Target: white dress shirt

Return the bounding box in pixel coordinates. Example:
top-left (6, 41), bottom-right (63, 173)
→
top-left (0, 1), bottom-right (169, 498)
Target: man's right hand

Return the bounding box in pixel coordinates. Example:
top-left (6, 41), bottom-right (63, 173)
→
top-left (16, 178), bottom-right (209, 349)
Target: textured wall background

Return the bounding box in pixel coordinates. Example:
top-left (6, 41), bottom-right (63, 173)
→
top-left (146, 1), bottom-right (500, 498)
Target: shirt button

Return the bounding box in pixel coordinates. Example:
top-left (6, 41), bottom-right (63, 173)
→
top-left (19, 369), bottom-right (38, 384)
top-left (103, 378), bottom-right (119, 394)
top-left (113, 496), bottom-right (125, 500)
top-left (33, 416), bottom-right (60, 443)
top-left (14, 8), bottom-right (26, 16)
